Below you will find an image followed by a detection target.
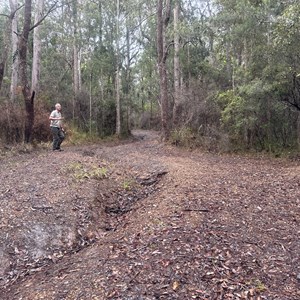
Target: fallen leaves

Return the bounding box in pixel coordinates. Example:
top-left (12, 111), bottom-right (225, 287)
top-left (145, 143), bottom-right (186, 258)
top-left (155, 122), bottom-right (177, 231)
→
top-left (0, 131), bottom-right (300, 299)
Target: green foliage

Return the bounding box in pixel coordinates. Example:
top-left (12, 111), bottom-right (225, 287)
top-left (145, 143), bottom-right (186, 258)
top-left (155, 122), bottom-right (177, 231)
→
top-left (246, 279), bottom-right (267, 293)
top-left (170, 127), bottom-right (198, 148)
top-left (122, 179), bottom-right (136, 191)
top-left (1, 0), bottom-right (299, 153)
top-left (217, 91), bottom-right (251, 141)
top-left (216, 77), bottom-right (298, 152)
top-left (66, 124), bottom-right (102, 145)
top-left (274, 3), bottom-right (300, 47)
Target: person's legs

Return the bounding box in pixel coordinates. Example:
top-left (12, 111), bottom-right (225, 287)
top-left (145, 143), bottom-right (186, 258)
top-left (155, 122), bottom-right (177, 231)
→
top-left (51, 127), bottom-right (60, 150)
top-left (57, 129), bottom-right (65, 150)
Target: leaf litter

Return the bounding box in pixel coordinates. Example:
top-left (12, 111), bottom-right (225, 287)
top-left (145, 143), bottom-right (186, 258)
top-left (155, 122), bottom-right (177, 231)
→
top-left (0, 130), bottom-right (299, 299)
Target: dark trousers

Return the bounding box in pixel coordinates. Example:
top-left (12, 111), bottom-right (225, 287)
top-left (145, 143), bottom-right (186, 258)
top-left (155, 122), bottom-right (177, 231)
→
top-left (51, 127), bottom-right (65, 150)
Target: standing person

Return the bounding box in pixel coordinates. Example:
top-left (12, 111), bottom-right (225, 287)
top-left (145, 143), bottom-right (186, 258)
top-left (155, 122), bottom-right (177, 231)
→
top-left (49, 103), bottom-right (65, 151)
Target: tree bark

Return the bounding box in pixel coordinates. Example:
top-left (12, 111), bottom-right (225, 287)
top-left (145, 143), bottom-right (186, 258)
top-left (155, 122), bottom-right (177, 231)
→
top-left (72, 0), bottom-right (80, 119)
top-left (157, 0), bottom-right (171, 140)
top-left (115, 0), bottom-right (121, 137)
top-left (0, 16), bottom-right (10, 91)
top-left (10, 0), bottom-right (19, 102)
top-left (0, 2), bottom-right (19, 91)
top-left (31, 0), bottom-right (44, 98)
top-left (173, 1), bottom-right (181, 127)
top-left (19, 0), bottom-right (35, 143)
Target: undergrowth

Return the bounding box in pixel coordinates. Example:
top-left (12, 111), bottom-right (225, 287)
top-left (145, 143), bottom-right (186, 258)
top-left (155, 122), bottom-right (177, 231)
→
top-left (65, 161), bottom-right (108, 181)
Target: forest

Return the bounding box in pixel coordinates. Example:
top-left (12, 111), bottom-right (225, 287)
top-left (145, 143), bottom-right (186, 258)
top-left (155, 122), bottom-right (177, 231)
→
top-left (1, 1), bottom-right (300, 299)
top-left (0, 0), bottom-right (300, 153)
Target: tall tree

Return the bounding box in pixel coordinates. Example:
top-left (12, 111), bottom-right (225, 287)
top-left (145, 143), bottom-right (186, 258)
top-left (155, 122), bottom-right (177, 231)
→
top-left (72, 0), bottom-right (80, 119)
top-left (172, 0), bottom-right (181, 127)
top-left (115, 0), bottom-right (121, 136)
top-left (0, 2), bottom-right (20, 91)
top-left (18, 0), bottom-right (34, 143)
top-left (10, 0), bottom-right (19, 102)
top-left (31, 0), bottom-right (44, 98)
top-left (157, 0), bottom-right (171, 140)
top-left (17, 0), bottom-right (55, 142)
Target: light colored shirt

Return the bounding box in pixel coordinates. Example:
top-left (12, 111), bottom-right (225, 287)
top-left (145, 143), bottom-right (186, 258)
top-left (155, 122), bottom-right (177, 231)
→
top-left (50, 110), bottom-right (62, 128)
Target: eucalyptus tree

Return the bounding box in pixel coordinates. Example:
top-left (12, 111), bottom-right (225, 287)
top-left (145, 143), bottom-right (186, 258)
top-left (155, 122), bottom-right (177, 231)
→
top-left (15, 0), bottom-right (57, 142)
top-left (0, 1), bottom-right (20, 93)
top-left (38, 3), bottom-right (72, 103)
top-left (81, 0), bottom-right (117, 135)
top-left (82, 0), bottom-right (146, 136)
top-left (115, 0), bottom-right (121, 136)
top-left (163, 0), bottom-right (215, 138)
top-left (51, 0), bottom-right (141, 136)
top-left (18, 0), bottom-right (34, 142)
top-left (135, 0), bottom-right (213, 137)
top-left (157, 0), bottom-right (172, 140)
top-left (122, 0), bottom-right (142, 134)
top-left (72, 0), bottom-right (82, 98)
top-left (10, 0), bottom-right (19, 102)
top-left (31, 0), bottom-right (44, 98)
top-left (172, 0), bottom-right (181, 127)
top-left (61, 0), bottom-right (82, 119)
top-left (133, 0), bottom-right (159, 127)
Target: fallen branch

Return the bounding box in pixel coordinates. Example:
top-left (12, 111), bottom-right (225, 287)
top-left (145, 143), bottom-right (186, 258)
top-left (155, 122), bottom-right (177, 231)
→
top-left (183, 208), bottom-right (209, 212)
top-left (31, 206), bottom-right (53, 210)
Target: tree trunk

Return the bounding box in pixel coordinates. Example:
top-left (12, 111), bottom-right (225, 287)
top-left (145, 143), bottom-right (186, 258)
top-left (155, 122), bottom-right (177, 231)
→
top-left (72, 0), bottom-right (80, 119)
top-left (266, 1), bottom-right (272, 152)
top-left (173, 1), bottom-right (181, 127)
top-left (115, 0), bottom-right (121, 137)
top-left (89, 70), bottom-right (92, 134)
top-left (157, 0), bottom-right (171, 140)
top-left (125, 21), bottom-right (131, 134)
top-left (10, 0), bottom-right (19, 102)
top-left (0, 28), bottom-right (9, 90)
top-left (0, 2), bottom-right (18, 91)
top-left (31, 0), bottom-right (44, 98)
top-left (116, 70), bottom-right (121, 136)
top-left (19, 0), bottom-right (35, 143)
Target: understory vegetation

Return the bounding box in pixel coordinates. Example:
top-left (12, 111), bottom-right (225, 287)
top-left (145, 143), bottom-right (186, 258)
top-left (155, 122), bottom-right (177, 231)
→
top-left (0, 0), bottom-right (300, 155)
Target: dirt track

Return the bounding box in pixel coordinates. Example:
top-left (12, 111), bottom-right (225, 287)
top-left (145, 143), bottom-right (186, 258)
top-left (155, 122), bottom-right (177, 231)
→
top-left (0, 130), bottom-right (299, 299)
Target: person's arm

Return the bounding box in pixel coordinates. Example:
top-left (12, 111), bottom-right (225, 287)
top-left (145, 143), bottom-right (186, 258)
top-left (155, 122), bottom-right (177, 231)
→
top-left (49, 116), bottom-right (63, 120)
top-left (49, 112), bottom-right (63, 120)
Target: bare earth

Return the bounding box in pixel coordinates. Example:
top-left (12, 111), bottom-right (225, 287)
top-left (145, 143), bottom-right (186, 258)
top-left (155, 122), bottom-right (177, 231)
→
top-left (0, 130), bottom-right (299, 300)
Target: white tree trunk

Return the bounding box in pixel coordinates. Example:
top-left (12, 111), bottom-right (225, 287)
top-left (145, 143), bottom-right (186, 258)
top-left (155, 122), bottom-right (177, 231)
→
top-left (73, 44), bottom-right (80, 94)
top-left (157, 0), bottom-right (171, 139)
top-left (115, 0), bottom-right (121, 136)
top-left (173, 1), bottom-right (181, 127)
top-left (9, 0), bottom-right (19, 102)
top-left (72, 0), bottom-right (80, 119)
top-left (31, 0), bottom-right (44, 98)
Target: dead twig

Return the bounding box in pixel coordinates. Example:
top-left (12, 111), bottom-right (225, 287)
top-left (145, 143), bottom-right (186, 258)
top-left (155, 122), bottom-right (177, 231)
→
top-left (183, 208), bottom-right (209, 212)
top-left (31, 206), bottom-right (53, 210)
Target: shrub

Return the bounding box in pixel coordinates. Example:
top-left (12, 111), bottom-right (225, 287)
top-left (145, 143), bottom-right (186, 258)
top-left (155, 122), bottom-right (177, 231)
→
top-left (0, 101), bottom-right (24, 145)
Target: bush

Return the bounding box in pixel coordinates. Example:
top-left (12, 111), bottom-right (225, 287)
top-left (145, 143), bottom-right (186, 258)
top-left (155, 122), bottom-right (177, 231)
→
top-left (0, 100), bottom-right (56, 145)
top-left (0, 101), bottom-right (24, 145)
top-left (170, 127), bottom-right (198, 148)
top-left (32, 102), bottom-right (53, 143)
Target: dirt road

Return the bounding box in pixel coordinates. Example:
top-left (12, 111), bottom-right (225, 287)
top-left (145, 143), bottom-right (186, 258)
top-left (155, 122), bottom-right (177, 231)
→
top-left (0, 130), bottom-right (299, 299)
